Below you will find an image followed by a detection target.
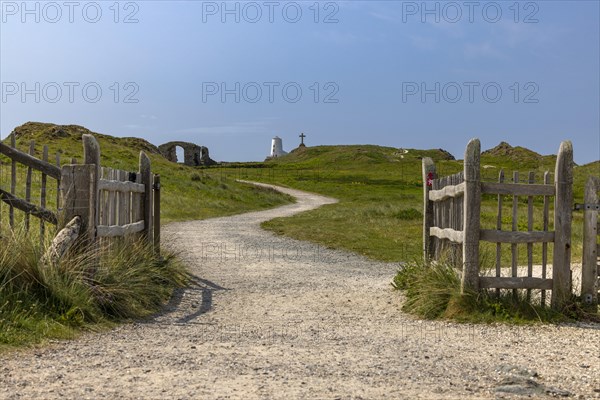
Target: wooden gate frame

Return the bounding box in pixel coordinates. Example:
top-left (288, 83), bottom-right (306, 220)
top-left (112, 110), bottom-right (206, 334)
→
top-left (423, 138), bottom-right (574, 310)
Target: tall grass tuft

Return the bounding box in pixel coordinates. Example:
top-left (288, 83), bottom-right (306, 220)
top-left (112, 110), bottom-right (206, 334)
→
top-left (0, 225), bottom-right (187, 349)
top-left (392, 256), bottom-right (594, 323)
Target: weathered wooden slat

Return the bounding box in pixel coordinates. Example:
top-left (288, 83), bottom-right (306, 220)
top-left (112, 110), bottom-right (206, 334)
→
top-left (552, 141), bottom-right (573, 310)
top-left (480, 276), bottom-right (553, 290)
top-left (153, 174), bottom-right (161, 255)
top-left (25, 141), bottom-right (35, 232)
top-left (526, 171), bottom-right (535, 301)
top-left (0, 141), bottom-right (61, 180)
top-left (0, 188), bottom-right (57, 224)
top-left (542, 171), bottom-right (550, 306)
top-left (581, 175), bottom-right (599, 307)
top-left (422, 157), bottom-right (436, 262)
top-left (495, 169), bottom-right (505, 297)
top-left (140, 152), bottom-right (153, 241)
top-left (40, 146), bottom-right (48, 238)
top-left (98, 179), bottom-right (145, 193)
top-left (429, 182), bottom-right (465, 202)
top-left (56, 152), bottom-right (61, 210)
top-left (481, 182), bottom-right (555, 196)
top-left (109, 168), bottom-right (117, 226)
top-left (9, 134), bottom-right (16, 227)
top-left (511, 171), bottom-right (519, 298)
top-left (96, 220), bottom-right (144, 237)
top-left (131, 172), bottom-right (141, 224)
top-left (480, 229), bottom-right (554, 243)
top-left (118, 170), bottom-right (128, 226)
top-left (430, 227), bottom-right (464, 243)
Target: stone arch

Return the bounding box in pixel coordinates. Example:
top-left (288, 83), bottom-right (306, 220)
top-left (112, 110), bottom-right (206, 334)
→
top-left (158, 141), bottom-right (216, 166)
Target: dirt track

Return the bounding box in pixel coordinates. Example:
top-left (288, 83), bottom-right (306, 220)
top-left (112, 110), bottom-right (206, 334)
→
top-left (1, 183), bottom-right (599, 399)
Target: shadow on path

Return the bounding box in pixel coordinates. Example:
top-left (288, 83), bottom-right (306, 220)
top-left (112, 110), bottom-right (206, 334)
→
top-left (150, 275), bottom-right (230, 324)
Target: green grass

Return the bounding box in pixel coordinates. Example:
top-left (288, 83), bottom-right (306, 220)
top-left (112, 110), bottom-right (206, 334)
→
top-left (212, 144), bottom-right (596, 264)
top-left (0, 224), bottom-right (188, 350)
top-left (2, 125), bottom-right (598, 337)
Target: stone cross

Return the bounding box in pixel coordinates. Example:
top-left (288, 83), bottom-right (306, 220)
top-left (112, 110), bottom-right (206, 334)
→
top-left (299, 132), bottom-right (306, 146)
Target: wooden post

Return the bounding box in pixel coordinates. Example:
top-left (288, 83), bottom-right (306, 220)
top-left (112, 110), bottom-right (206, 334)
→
top-left (462, 138), bottom-right (481, 293)
top-left (83, 134), bottom-right (100, 236)
top-left (60, 164), bottom-right (96, 246)
top-left (139, 151), bottom-right (153, 243)
top-left (422, 157), bottom-right (436, 262)
top-left (581, 176), bottom-right (599, 309)
top-left (153, 174), bottom-right (161, 255)
top-left (552, 141), bottom-right (573, 310)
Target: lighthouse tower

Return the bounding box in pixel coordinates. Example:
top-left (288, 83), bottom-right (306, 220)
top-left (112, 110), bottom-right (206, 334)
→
top-left (270, 136), bottom-right (288, 158)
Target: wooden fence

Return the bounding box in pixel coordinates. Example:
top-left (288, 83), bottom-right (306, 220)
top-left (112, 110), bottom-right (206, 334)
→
top-left (1, 133), bottom-right (160, 255)
top-left (423, 138), bottom-right (573, 310)
top-left (579, 176), bottom-right (600, 308)
top-left (0, 134), bottom-right (61, 241)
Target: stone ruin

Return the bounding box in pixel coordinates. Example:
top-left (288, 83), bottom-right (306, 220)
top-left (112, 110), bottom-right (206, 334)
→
top-left (158, 141), bottom-right (217, 166)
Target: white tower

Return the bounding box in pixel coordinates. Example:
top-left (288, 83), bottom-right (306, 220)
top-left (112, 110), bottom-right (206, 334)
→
top-left (270, 136), bottom-right (287, 158)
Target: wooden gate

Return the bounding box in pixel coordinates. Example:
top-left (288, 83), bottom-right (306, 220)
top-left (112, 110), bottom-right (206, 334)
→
top-left (423, 138), bottom-right (573, 310)
top-left (1, 133), bottom-right (160, 255)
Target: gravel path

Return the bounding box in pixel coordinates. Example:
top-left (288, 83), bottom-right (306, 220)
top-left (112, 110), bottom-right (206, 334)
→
top-left (1, 183), bottom-right (599, 399)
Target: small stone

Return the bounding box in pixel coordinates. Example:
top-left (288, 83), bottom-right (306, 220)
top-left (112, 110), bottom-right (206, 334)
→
top-left (545, 387), bottom-right (571, 397)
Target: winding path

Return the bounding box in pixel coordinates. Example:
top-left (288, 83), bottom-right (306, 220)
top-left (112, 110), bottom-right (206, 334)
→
top-left (1, 183), bottom-right (599, 399)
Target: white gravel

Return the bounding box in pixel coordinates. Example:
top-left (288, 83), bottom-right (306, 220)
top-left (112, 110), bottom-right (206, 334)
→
top-left (1, 182), bottom-right (599, 399)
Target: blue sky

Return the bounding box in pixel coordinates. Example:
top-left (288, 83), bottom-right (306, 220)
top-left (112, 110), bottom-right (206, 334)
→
top-left (1, 1), bottom-right (599, 163)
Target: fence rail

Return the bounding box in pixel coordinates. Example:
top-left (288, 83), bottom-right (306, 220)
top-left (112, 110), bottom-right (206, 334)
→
top-left (423, 138), bottom-right (573, 310)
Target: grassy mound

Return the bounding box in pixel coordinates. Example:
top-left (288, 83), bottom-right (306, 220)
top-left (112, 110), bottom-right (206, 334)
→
top-left (1, 122), bottom-right (295, 224)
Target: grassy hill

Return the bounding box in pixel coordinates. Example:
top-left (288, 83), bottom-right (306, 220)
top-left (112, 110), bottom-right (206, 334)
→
top-left (218, 142), bottom-right (598, 264)
top-left (3, 124), bottom-right (597, 264)
top-left (1, 122), bottom-right (294, 229)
